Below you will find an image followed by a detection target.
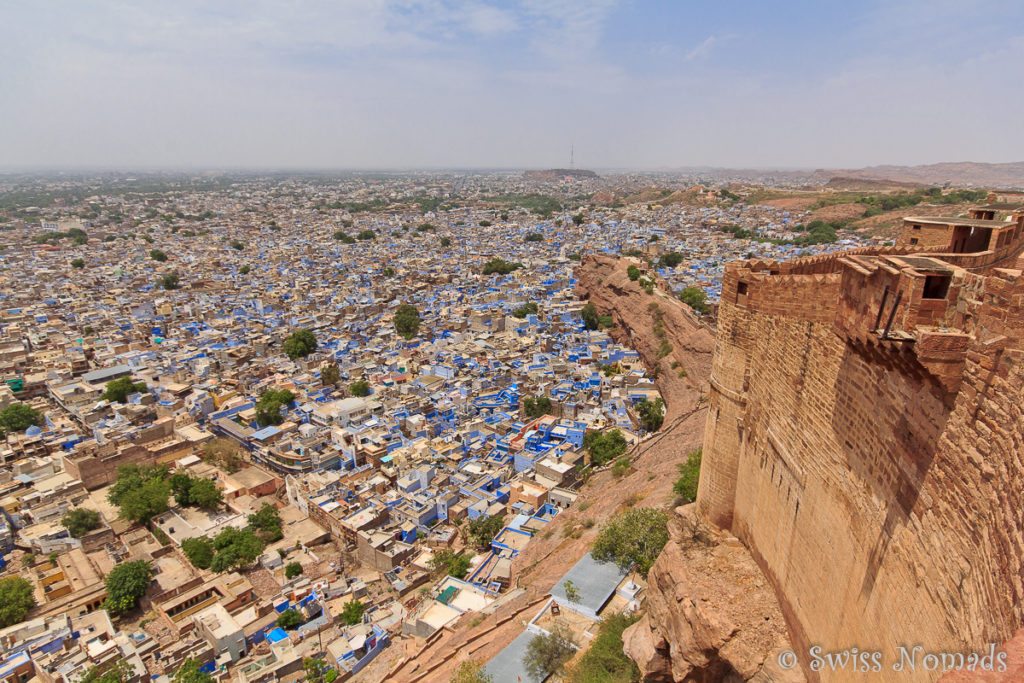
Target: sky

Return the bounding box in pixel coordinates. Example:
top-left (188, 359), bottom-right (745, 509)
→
top-left (2, 0), bottom-right (1023, 170)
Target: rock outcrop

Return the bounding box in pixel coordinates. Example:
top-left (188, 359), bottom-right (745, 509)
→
top-left (622, 506), bottom-right (802, 682)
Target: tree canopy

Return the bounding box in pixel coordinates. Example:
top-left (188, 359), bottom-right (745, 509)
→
top-left (0, 577), bottom-right (36, 627)
top-left (172, 659), bottom-right (215, 683)
top-left (584, 429), bottom-right (628, 467)
top-left (210, 527), bottom-right (264, 572)
top-left (678, 287), bottom-right (710, 315)
top-left (320, 363), bottom-right (340, 386)
top-left (467, 514), bottom-right (505, 550)
top-left (256, 388), bottom-right (295, 427)
top-left (482, 257), bottom-right (522, 275)
top-left (658, 252), bottom-right (683, 268)
top-left (522, 395), bottom-right (553, 418)
top-left (637, 397), bottom-right (665, 432)
top-left (277, 608), bottom-right (303, 630)
top-left (248, 502), bottom-right (284, 542)
top-left (523, 626), bottom-right (576, 682)
top-left (149, 249), bottom-right (168, 262)
top-left (103, 377), bottom-right (147, 403)
top-left (103, 560), bottom-right (154, 614)
top-left (182, 537), bottom-right (215, 569)
top-left (108, 464), bottom-right (171, 525)
top-left (512, 302), bottom-right (538, 319)
top-left (341, 599), bottom-right (366, 625)
top-left (284, 329), bottom-right (317, 360)
top-left (393, 304), bottom-right (420, 339)
top-left (349, 380), bottom-right (370, 397)
top-left (627, 264), bottom-right (641, 281)
top-left (430, 549), bottom-right (472, 579)
top-left (591, 507), bottom-right (669, 577)
top-left (0, 402), bottom-right (43, 433)
top-left (61, 507), bottom-right (101, 538)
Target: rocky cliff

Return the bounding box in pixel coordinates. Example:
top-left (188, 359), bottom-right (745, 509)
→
top-left (576, 256), bottom-right (801, 681)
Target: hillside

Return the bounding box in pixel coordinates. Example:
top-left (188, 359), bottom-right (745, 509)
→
top-left (818, 161), bottom-right (1024, 189)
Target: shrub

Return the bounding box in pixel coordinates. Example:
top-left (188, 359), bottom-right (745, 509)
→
top-left (673, 448), bottom-right (702, 504)
top-left (71, 258), bottom-right (85, 268)
top-left (678, 287), bottom-right (710, 314)
top-left (627, 264), bottom-right (640, 281)
top-left (567, 613), bottom-right (642, 682)
top-left (349, 380), bottom-right (370, 397)
top-left (149, 249), bottom-right (168, 262)
top-left (285, 562), bottom-right (303, 579)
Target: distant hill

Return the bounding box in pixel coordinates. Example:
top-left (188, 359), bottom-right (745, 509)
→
top-left (523, 169), bottom-right (598, 181)
top-left (816, 161), bottom-right (1024, 189)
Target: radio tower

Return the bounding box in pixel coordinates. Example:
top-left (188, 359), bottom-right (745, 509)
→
top-left (569, 143), bottom-right (575, 170)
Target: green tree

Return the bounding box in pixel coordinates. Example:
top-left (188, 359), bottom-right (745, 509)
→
top-left (482, 258), bottom-right (523, 275)
top-left (71, 257), bottom-right (85, 268)
top-left (563, 579), bottom-right (581, 604)
top-left (673, 448), bottom-right (702, 504)
top-left (382, 266), bottom-right (395, 277)
top-left (349, 380), bottom-right (370, 397)
top-left (169, 472), bottom-right (194, 505)
top-left (285, 562), bottom-right (303, 579)
top-left (256, 388), bottom-right (295, 427)
top-left (210, 527), bottom-right (264, 572)
top-left (627, 265), bottom-right (640, 281)
top-left (658, 252), bottom-right (683, 268)
top-left (173, 659), bottom-right (215, 683)
top-left (61, 507), bottom-right (101, 538)
top-left (393, 304), bottom-right (420, 339)
top-left (21, 553), bottom-right (35, 568)
top-left (524, 232), bottom-right (543, 242)
top-left (109, 465), bottom-right (171, 525)
top-left (103, 560), bottom-right (154, 614)
top-left (150, 249), bottom-right (168, 262)
top-left (449, 660), bottom-right (494, 683)
top-left (248, 502), bottom-right (284, 542)
top-left (321, 363), bottom-right (340, 386)
top-left (182, 537), bottom-right (215, 570)
top-left (637, 397), bottom-right (665, 432)
top-left (591, 507), bottom-right (669, 577)
top-left (240, 265), bottom-right (252, 275)
top-left (161, 272), bottom-right (180, 290)
top-left (0, 402), bottom-right (43, 433)
top-left (230, 239), bottom-right (244, 251)
top-left (188, 478), bottom-right (223, 509)
top-left (572, 213), bottom-right (585, 226)
top-left (512, 302), bottom-right (538, 318)
top-left (283, 329), bottom-right (317, 360)
top-left (0, 577), bottom-right (36, 627)
top-left (567, 613), bottom-right (641, 683)
top-left (333, 231), bottom-right (355, 243)
top-left (277, 608), bottom-right (303, 630)
top-left (678, 287), bottom-right (710, 315)
top-left (522, 395), bottom-right (553, 418)
top-left (584, 429), bottom-right (628, 467)
top-left (523, 626), bottom-right (576, 682)
top-left (340, 599), bottom-right (366, 625)
top-left (102, 377), bottom-right (147, 403)
top-left (467, 514), bottom-right (504, 550)
top-left (440, 237), bottom-right (451, 247)
top-left (303, 657), bottom-right (328, 683)
top-left (430, 549), bottom-right (472, 579)
top-left (357, 229), bottom-right (375, 240)
top-left (581, 301), bottom-right (601, 330)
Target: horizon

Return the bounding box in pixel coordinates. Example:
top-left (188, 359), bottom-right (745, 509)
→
top-left (2, 1), bottom-right (1023, 169)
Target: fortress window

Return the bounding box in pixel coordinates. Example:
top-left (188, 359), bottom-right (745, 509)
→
top-left (735, 281), bottom-right (749, 306)
top-left (909, 238), bottom-right (919, 245)
top-left (922, 274), bottom-right (951, 300)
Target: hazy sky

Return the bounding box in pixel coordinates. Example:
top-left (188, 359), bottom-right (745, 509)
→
top-left (2, 0), bottom-right (1023, 169)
